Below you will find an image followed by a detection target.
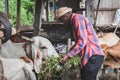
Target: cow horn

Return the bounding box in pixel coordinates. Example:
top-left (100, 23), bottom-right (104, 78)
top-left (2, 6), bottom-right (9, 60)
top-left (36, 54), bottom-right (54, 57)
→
top-left (20, 36), bottom-right (35, 42)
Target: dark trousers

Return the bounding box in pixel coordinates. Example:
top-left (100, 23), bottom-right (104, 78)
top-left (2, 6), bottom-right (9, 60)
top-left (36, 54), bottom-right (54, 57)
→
top-left (81, 55), bottom-right (104, 80)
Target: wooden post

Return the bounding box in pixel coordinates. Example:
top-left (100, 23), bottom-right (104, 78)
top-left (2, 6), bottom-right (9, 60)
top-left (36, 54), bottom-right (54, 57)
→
top-left (46, 0), bottom-right (49, 21)
top-left (5, 0), bottom-right (9, 16)
top-left (0, 39), bottom-right (1, 54)
top-left (16, 0), bottom-right (21, 31)
top-left (86, 0), bottom-right (94, 25)
top-left (54, 0), bottom-right (56, 18)
top-left (33, 0), bottom-right (43, 36)
top-left (66, 38), bottom-right (71, 53)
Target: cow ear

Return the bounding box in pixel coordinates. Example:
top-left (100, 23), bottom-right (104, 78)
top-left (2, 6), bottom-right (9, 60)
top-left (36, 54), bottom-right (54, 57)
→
top-left (100, 44), bottom-right (108, 50)
top-left (40, 46), bottom-right (47, 49)
top-left (33, 48), bottom-right (42, 73)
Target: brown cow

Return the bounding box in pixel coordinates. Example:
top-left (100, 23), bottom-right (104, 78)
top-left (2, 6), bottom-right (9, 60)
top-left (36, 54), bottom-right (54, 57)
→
top-left (101, 40), bottom-right (120, 68)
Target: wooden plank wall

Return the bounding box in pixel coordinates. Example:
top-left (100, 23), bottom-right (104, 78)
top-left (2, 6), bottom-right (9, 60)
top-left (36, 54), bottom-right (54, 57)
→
top-left (93, 0), bottom-right (120, 27)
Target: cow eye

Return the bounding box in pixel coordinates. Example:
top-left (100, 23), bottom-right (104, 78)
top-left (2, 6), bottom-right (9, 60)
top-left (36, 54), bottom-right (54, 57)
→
top-left (42, 57), bottom-right (46, 61)
top-left (40, 46), bottom-right (47, 49)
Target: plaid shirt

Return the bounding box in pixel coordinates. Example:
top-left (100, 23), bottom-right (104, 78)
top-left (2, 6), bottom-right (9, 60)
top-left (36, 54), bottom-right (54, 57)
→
top-left (67, 13), bottom-right (104, 68)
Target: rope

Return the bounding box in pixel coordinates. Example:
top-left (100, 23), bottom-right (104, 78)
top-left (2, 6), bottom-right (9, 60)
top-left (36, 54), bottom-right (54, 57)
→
top-left (114, 22), bottom-right (120, 34)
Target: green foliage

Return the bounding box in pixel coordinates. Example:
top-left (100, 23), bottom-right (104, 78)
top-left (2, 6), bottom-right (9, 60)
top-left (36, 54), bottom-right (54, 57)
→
top-left (0, 0), bottom-right (34, 26)
top-left (37, 55), bottom-right (81, 80)
top-left (66, 55), bottom-right (81, 68)
top-left (37, 56), bottom-right (62, 80)
top-left (0, 0), bottom-right (5, 12)
top-left (20, 0), bottom-right (34, 25)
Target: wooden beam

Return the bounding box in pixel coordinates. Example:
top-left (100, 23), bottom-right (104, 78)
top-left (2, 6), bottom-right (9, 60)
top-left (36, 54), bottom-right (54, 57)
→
top-left (33, 0), bottom-right (43, 36)
top-left (94, 8), bottom-right (118, 11)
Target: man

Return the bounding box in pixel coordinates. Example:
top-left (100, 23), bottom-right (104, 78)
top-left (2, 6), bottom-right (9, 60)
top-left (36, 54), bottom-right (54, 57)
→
top-left (55, 7), bottom-right (104, 80)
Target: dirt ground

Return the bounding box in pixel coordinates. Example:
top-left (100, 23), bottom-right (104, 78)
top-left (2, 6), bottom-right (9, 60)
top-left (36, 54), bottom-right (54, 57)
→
top-left (99, 73), bottom-right (119, 80)
top-left (67, 67), bottom-right (120, 80)
top-left (99, 67), bottom-right (120, 80)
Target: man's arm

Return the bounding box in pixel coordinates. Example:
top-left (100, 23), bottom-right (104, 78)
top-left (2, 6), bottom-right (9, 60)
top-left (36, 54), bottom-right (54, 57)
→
top-left (67, 15), bottom-right (88, 57)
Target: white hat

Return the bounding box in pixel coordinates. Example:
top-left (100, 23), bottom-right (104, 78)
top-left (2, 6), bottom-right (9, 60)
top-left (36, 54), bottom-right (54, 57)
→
top-left (55, 7), bottom-right (72, 20)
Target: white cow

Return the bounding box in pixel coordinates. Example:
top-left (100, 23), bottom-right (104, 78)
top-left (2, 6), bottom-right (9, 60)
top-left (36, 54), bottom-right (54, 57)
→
top-left (0, 36), bottom-right (59, 79)
top-left (0, 36), bottom-right (59, 59)
top-left (0, 56), bottom-right (36, 80)
top-left (0, 40), bottom-right (26, 58)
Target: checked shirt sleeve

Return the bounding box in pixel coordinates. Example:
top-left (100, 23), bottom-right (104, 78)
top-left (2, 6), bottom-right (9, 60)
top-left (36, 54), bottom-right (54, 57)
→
top-left (67, 15), bottom-right (88, 58)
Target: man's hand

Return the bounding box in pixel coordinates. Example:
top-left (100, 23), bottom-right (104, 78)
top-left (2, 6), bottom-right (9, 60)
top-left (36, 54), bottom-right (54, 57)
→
top-left (60, 55), bottom-right (70, 63)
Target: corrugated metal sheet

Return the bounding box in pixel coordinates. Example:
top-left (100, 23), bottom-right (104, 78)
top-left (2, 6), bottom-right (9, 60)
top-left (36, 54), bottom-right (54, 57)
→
top-left (94, 0), bottom-right (120, 26)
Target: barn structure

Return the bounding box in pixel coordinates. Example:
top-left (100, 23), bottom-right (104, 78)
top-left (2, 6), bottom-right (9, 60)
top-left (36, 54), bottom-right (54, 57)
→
top-left (0, 0), bottom-right (120, 80)
top-left (1, 0), bottom-right (120, 43)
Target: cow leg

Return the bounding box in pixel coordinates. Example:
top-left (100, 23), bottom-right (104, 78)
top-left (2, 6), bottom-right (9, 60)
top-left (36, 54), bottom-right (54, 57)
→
top-left (23, 67), bottom-right (36, 80)
top-left (97, 64), bottom-right (107, 80)
top-left (0, 74), bottom-right (7, 80)
top-left (0, 60), bottom-right (3, 75)
top-left (11, 67), bottom-right (36, 80)
top-left (0, 60), bottom-right (7, 80)
top-left (114, 68), bottom-right (120, 80)
top-left (101, 65), bottom-right (108, 75)
top-left (10, 68), bottom-right (28, 80)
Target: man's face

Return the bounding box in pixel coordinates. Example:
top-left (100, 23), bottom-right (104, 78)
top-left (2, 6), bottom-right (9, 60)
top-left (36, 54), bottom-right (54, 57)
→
top-left (58, 14), bottom-right (70, 26)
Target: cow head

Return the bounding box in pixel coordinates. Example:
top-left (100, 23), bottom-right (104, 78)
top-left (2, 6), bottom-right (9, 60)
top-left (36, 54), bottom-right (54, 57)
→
top-left (100, 44), bottom-right (108, 54)
top-left (31, 36), bottom-right (59, 73)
